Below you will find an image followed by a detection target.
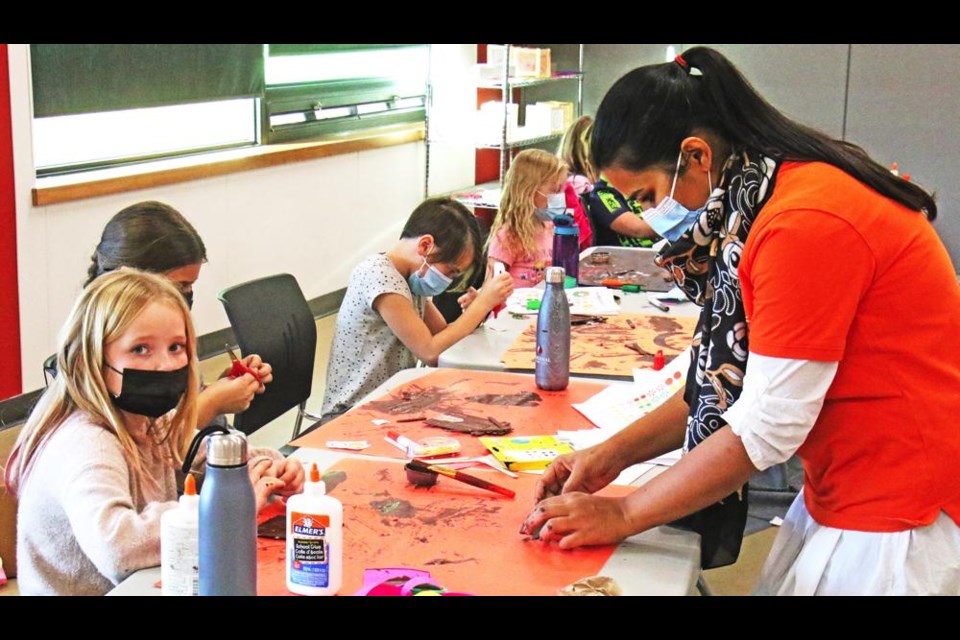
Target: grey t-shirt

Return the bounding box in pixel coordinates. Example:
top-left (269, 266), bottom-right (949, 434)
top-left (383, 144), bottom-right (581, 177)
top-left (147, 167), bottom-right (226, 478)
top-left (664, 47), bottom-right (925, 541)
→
top-left (321, 254), bottom-right (425, 420)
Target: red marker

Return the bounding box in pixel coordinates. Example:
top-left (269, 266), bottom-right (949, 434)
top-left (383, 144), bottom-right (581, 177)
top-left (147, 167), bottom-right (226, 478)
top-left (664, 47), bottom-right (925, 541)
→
top-left (653, 350), bottom-right (666, 371)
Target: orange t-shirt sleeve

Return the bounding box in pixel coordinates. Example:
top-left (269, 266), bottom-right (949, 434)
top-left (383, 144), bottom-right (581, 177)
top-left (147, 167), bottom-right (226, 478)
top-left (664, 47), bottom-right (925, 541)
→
top-left (741, 209), bottom-right (876, 362)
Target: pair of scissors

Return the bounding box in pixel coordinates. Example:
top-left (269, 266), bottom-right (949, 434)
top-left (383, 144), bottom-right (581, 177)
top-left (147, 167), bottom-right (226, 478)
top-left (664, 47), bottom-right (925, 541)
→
top-left (224, 344), bottom-right (262, 385)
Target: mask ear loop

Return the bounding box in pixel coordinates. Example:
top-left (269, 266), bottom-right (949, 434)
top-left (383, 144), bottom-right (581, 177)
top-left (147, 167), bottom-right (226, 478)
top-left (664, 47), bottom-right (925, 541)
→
top-left (669, 151), bottom-right (684, 199)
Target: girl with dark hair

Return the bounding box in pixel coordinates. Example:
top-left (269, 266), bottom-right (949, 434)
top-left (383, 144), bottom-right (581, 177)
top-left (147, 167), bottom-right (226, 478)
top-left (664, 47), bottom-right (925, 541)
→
top-left (522, 48), bottom-right (960, 595)
top-left (89, 201), bottom-right (274, 430)
top-left (321, 198), bottom-right (513, 423)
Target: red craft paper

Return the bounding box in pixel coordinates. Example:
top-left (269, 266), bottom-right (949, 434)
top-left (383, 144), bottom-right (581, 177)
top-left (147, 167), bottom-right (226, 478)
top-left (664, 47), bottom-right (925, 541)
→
top-left (255, 457), bottom-right (632, 596)
top-left (291, 369), bottom-right (605, 459)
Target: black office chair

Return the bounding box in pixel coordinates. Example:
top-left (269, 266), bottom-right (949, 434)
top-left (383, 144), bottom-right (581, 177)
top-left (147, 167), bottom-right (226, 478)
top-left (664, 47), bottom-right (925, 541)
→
top-left (218, 274), bottom-right (320, 441)
top-left (42, 353), bottom-right (58, 386)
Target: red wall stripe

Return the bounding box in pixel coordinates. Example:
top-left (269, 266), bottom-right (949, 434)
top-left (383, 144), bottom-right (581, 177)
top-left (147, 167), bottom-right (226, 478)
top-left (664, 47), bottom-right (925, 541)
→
top-left (0, 44), bottom-right (23, 399)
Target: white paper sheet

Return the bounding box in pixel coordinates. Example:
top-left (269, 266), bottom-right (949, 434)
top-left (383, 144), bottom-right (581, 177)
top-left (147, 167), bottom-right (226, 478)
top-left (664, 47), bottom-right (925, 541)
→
top-left (504, 287), bottom-right (621, 317)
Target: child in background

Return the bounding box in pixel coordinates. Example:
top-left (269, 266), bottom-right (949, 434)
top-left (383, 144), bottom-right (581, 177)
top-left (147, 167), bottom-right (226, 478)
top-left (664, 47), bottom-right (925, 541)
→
top-left (5, 271), bottom-right (303, 596)
top-left (88, 202), bottom-right (272, 428)
top-left (589, 178), bottom-right (659, 248)
top-left (559, 115), bottom-right (598, 197)
top-left (561, 117), bottom-right (659, 248)
top-left (321, 198), bottom-right (513, 423)
top-left (487, 149), bottom-right (571, 287)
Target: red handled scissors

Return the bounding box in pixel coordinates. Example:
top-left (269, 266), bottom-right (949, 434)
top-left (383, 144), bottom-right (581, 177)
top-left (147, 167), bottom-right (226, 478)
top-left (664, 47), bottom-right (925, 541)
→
top-left (224, 344), bottom-right (262, 386)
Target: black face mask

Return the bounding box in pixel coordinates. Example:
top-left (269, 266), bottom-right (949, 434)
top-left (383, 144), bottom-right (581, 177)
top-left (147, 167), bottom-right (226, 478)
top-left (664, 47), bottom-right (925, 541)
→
top-left (181, 289), bottom-right (194, 311)
top-left (106, 363), bottom-right (190, 418)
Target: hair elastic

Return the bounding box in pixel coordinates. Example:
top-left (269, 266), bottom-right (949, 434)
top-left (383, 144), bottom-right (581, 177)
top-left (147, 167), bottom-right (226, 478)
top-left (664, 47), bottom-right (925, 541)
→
top-left (675, 54), bottom-right (703, 77)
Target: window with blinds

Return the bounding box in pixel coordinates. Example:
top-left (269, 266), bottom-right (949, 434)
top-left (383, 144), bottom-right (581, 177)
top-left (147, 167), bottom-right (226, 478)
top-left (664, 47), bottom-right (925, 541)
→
top-left (31, 44), bottom-right (263, 176)
top-left (262, 44), bottom-right (428, 143)
top-left (29, 44), bottom-right (429, 175)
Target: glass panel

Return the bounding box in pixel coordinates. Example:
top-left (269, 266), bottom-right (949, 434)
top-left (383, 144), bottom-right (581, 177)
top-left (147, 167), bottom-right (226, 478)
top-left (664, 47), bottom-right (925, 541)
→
top-left (265, 47), bottom-right (428, 86)
top-left (34, 99), bottom-right (257, 173)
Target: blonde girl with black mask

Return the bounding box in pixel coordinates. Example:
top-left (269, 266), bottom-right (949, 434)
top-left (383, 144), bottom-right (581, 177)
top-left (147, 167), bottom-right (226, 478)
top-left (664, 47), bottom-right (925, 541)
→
top-left (6, 270), bottom-right (299, 596)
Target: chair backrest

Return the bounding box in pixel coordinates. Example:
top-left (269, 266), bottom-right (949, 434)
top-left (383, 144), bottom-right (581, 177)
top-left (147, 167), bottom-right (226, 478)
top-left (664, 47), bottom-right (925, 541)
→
top-left (42, 353), bottom-right (58, 386)
top-left (218, 274), bottom-right (317, 435)
top-left (0, 424), bottom-right (21, 578)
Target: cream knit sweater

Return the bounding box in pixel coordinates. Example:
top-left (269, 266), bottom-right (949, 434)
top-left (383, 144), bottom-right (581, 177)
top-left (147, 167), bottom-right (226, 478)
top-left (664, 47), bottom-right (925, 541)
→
top-left (16, 412), bottom-right (279, 596)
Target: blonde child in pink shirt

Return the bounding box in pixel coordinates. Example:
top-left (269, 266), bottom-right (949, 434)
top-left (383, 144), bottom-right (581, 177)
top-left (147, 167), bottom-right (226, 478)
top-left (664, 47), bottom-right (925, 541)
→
top-left (487, 150), bottom-right (570, 288)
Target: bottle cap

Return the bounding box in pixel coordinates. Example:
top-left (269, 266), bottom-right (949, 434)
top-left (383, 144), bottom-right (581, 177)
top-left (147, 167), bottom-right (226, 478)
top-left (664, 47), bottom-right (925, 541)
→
top-left (552, 213), bottom-right (575, 227)
top-left (184, 473), bottom-right (197, 496)
top-left (306, 462), bottom-right (327, 495)
top-left (553, 225), bottom-right (578, 236)
top-left (205, 432), bottom-right (248, 467)
top-left (179, 473), bottom-right (199, 511)
top-left (544, 267), bottom-right (565, 284)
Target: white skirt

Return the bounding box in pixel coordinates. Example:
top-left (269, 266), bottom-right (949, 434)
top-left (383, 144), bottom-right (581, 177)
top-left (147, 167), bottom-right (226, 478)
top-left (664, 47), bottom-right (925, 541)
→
top-left (754, 490), bottom-right (960, 596)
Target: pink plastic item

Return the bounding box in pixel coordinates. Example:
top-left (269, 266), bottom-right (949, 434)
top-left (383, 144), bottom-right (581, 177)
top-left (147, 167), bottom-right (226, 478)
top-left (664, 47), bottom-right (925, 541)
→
top-left (353, 568), bottom-right (473, 596)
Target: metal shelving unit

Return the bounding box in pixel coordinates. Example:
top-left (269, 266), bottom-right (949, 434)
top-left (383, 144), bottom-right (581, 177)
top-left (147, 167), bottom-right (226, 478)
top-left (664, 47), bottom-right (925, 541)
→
top-left (424, 44), bottom-right (585, 205)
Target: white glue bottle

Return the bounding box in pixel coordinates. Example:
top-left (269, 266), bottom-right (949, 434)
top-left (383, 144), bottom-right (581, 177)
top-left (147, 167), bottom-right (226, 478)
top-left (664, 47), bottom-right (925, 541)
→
top-left (286, 463), bottom-right (343, 596)
top-left (161, 473), bottom-right (200, 596)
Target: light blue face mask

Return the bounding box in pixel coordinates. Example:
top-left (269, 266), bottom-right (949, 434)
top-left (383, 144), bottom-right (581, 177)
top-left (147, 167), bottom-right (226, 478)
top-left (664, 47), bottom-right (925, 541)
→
top-left (535, 191), bottom-right (568, 223)
top-left (642, 151), bottom-right (712, 243)
top-left (408, 258), bottom-right (453, 297)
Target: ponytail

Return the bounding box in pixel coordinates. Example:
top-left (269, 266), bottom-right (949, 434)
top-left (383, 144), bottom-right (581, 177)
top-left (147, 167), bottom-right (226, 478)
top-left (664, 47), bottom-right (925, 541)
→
top-left (592, 47), bottom-right (937, 220)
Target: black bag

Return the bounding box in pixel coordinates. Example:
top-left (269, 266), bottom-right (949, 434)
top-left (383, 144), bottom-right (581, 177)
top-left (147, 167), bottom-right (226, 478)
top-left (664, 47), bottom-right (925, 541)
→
top-left (671, 484), bottom-right (749, 570)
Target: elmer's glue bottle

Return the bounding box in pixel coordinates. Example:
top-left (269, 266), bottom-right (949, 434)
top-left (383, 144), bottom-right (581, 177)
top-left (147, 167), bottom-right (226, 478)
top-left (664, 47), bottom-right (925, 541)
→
top-left (161, 474), bottom-right (199, 596)
top-left (286, 463), bottom-right (343, 596)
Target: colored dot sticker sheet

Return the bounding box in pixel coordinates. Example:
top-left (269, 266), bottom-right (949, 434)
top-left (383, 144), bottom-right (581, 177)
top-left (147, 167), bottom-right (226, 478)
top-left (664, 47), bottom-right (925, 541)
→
top-left (254, 458), bottom-right (633, 596)
top-left (572, 348), bottom-right (692, 433)
top-left (501, 313), bottom-right (698, 379)
top-left (290, 369), bottom-right (607, 459)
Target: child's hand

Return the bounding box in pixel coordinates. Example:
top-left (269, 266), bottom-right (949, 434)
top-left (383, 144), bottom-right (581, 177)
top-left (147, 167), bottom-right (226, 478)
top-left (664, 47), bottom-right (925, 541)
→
top-left (205, 374), bottom-right (260, 414)
top-left (220, 354), bottom-right (273, 392)
top-left (477, 273), bottom-right (514, 311)
top-left (240, 354), bottom-right (273, 392)
top-left (457, 287), bottom-right (479, 311)
top-left (265, 458), bottom-right (306, 497)
top-left (248, 458), bottom-right (287, 512)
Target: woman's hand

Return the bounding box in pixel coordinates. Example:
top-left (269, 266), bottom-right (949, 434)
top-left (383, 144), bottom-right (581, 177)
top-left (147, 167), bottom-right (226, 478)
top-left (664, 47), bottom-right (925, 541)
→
top-left (520, 493), bottom-right (635, 550)
top-left (534, 443), bottom-right (625, 502)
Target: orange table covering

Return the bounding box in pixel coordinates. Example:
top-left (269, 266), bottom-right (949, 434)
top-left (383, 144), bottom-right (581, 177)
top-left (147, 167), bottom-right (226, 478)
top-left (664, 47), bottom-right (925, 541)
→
top-left (291, 369), bottom-right (604, 458)
top-left (255, 457), bottom-right (631, 596)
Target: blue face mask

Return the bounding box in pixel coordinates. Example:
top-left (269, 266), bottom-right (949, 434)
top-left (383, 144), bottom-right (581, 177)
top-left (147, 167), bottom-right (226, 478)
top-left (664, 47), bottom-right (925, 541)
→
top-left (535, 191), bottom-right (568, 223)
top-left (642, 152), bottom-right (712, 243)
top-left (408, 258), bottom-right (453, 297)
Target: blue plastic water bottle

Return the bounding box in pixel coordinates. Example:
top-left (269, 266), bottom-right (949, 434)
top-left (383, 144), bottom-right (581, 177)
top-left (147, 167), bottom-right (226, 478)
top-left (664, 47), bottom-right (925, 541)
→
top-left (198, 432), bottom-right (257, 596)
top-left (535, 267), bottom-right (571, 391)
top-left (551, 215), bottom-right (580, 282)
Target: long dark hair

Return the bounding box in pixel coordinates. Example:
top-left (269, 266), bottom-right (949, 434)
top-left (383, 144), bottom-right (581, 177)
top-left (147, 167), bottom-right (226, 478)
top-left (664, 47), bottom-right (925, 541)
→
top-left (592, 47), bottom-right (937, 220)
top-left (86, 201), bottom-right (208, 286)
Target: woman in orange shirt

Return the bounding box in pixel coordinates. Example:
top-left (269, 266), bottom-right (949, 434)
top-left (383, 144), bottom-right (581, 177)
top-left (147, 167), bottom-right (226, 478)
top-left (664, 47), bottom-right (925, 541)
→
top-left (522, 47), bottom-right (960, 595)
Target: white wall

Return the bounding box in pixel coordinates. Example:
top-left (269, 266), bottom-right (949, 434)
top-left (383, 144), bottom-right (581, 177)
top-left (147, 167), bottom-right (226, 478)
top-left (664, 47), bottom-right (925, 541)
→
top-left (9, 44), bottom-right (477, 393)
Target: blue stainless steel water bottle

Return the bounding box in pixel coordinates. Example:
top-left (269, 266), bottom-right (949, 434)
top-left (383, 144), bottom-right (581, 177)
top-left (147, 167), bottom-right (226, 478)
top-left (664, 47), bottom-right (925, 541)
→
top-left (198, 432), bottom-right (257, 596)
top-left (535, 266), bottom-right (571, 391)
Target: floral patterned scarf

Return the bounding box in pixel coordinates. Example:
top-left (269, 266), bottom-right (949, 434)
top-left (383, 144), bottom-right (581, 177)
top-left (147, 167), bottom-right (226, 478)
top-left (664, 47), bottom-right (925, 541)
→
top-left (656, 150), bottom-right (780, 450)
